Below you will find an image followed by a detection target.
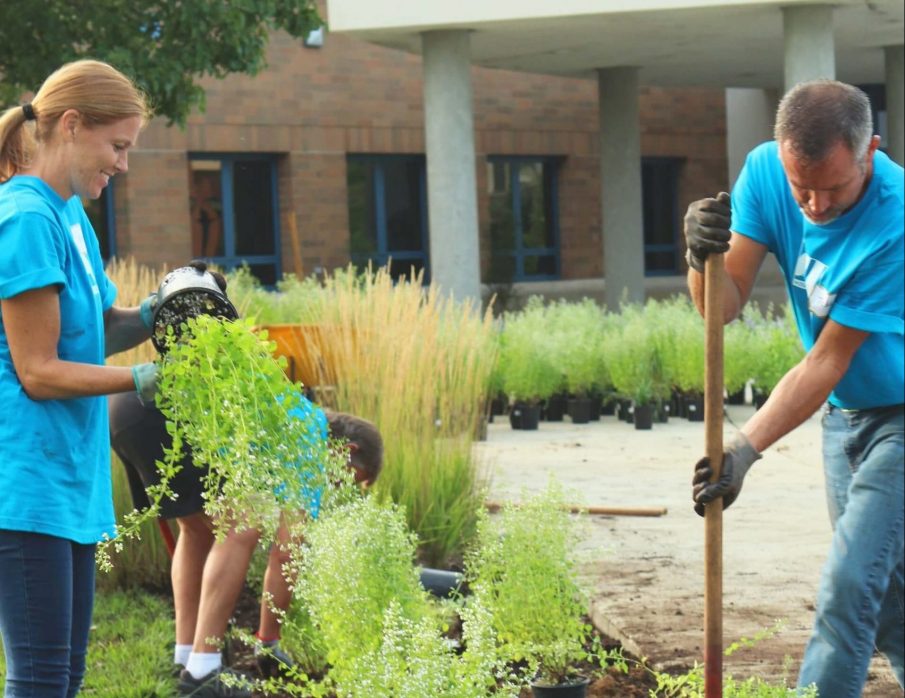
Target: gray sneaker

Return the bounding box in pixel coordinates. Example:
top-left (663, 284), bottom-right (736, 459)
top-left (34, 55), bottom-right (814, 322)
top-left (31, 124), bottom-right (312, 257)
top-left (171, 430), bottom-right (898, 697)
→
top-left (255, 643), bottom-right (295, 679)
top-left (177, 667), bottom-right (252, 698)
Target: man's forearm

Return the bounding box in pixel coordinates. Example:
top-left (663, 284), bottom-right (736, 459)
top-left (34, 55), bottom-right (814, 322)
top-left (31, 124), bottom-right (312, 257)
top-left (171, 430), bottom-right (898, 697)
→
top-left (741, 354), bottom-right (839, 453)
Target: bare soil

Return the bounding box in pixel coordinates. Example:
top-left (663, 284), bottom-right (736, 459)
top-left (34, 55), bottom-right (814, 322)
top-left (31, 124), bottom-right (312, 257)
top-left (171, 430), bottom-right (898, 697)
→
top-left (478, 405), bottom-right (902, 697)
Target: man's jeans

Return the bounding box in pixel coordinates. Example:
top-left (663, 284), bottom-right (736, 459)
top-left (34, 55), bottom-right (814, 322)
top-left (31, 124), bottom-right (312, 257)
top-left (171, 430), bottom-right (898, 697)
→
top-left (798, 404), bottom-right (904, 697)
top-left (0, 530), bottom-right (96, 698)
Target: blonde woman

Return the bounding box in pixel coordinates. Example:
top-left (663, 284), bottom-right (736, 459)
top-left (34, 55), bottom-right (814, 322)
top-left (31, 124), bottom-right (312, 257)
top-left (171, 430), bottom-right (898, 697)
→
top-left (0, 60), bottom-right (159, 697)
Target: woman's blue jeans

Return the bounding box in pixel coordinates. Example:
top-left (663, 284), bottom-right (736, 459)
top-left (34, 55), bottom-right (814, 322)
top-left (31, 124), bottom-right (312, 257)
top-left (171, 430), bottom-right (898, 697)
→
top-left (797, 404), bottom-right (905, 697)
top-left (0, 531), bottom-right (95, 698)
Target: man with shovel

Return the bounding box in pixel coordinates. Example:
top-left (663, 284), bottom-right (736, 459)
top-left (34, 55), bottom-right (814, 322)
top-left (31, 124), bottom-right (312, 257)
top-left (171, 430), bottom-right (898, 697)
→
top-left (684, 79), bottom-right (903, 697)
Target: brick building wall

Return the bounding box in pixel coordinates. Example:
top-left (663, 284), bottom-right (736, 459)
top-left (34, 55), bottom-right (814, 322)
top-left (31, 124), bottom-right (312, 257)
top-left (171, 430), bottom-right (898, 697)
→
top-left (119, 24), bottom-right (727, 284)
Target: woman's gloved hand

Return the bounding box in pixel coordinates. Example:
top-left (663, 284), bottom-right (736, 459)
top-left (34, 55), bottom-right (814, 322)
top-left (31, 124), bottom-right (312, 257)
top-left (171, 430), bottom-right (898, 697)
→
top-left (139, 294), bottom-right (157, 329)
top-left (132, 363), bottom-right (159, 406)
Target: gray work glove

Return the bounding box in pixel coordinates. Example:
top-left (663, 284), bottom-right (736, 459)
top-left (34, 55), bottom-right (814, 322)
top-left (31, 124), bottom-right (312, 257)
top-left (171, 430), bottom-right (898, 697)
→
top-left (139, 293), bottom-right (157, 329)
top-left (692, 432), bottom-right (762, 516)
top-left (132, 363), bottom-right (159, 406)
top-left (684, 191), bottom-right (732, 273)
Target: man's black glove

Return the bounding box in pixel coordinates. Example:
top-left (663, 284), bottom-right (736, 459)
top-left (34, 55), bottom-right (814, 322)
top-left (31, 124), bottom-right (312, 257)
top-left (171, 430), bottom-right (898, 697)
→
top-left (684, 191), bottom-right (732, 273)
top-left (692, 432), bottom-right (762, 516)
top-left (188, 259), bottom-right (228, 293)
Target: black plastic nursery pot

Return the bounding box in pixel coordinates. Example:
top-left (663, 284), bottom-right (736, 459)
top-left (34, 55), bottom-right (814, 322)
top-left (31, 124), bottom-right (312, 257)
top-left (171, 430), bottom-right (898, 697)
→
top-left (685, 394), bottom-right (705, 422)
top-left (510, 402), bottom-right (541, 430)
top-left (726, 387), bottom-right (746, 405)
top-left (544, 394), bottom-right (568, 422)
top-left (619, 399), bottom-right (634, 423)
top-left (633, 403), bottom-right (653, 430)
top-left (568, 397), bottom-right (591, 424)
top-left (587, 393), bottom-right (603, 421)
top-left (531, 676), bottom-right (591, 698)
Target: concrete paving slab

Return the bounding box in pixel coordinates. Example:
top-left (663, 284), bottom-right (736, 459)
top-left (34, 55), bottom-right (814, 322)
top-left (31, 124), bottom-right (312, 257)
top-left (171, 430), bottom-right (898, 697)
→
top-left (476, 404), bottom-right (902, 696)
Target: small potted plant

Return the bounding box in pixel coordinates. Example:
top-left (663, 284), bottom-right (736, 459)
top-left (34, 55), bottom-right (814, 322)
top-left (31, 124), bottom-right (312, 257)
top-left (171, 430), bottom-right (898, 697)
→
top-left (549, 299), bottom-right (606, 425)
top-left (498, 300), bottom-right (562, 430)
top-left (465, 484), bottom-right (598, 696)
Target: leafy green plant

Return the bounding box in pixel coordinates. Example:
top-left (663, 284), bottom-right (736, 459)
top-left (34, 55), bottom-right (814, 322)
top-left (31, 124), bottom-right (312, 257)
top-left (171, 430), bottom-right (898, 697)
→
top-left (605, 303), bottom-right (670, 406)
top-left (289, 496), bottom-right (432, 690)
top-left (98, 315), bottom-right (351, 568)
top-left (547, 299), bottom-right (607, 398)
top-left (465, 482), bottom-right (594, 686)
top-left (498, 297), bottom-right (562, 405)
top-left (747, 302), bottom-right (805, 396)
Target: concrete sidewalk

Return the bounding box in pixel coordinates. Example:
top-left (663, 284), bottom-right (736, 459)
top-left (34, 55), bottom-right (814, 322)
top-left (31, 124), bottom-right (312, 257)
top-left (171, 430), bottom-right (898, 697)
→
top-left (476, 405), bottom-right (902, 696)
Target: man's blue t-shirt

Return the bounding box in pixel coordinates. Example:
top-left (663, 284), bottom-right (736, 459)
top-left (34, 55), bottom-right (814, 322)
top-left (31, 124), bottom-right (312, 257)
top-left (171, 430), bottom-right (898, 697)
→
top-left (0, 176), bottom-right (118, 543)
top-left (732, 142), bottom-right (904, 409)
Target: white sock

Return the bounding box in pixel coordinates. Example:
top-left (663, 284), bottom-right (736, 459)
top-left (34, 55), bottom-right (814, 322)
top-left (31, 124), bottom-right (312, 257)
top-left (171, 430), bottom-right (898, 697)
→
top-left (173, 643), bottom-right (192, 667)
top-left (185, 652), bottom-right (222, 680)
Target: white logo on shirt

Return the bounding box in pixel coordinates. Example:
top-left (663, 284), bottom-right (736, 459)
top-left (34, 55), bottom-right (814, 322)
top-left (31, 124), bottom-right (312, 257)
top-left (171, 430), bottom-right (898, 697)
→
top-left (793, 252), bottom-right (836, 318)
top-left (69, 223), bottom-right (100, 295)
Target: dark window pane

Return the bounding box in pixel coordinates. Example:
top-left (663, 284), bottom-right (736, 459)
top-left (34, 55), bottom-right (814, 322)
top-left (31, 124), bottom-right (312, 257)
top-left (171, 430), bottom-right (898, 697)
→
top-left (347, 161), bottom-right (378, 257)
top-left (189, 161), bottom-right (224, 258)
top-left (642, 158), bottom-right (682, 274)
top-left (645, 251), bottom-right (678, 273)
top-left (519, 162), bottom-right (551, 249)
top-left (233, 160), bottom-right (274, 256)
top-left (246, 263), bottom-right (278, 286)
top-left (388, 258), bottom-right (424, 281)
top-left (489, 162), bottom-right (515, 251)
top-left (523, 255), bottom-right (557, 276)
top-left (383, 159), bottom-right (424, 252)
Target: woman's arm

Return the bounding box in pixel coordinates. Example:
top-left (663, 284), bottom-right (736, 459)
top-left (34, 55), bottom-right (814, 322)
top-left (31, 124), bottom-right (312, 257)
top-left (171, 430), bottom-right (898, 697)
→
top-left (3, 286), bottom-right (135, 400)
top-left (104, 304), bottom-right (152, 356)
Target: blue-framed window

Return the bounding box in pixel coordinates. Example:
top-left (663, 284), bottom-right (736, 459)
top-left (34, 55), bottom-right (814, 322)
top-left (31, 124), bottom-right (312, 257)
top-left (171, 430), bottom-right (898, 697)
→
top-left (346, 155), bottom-right (430, 281)
top-left (642, 156), bottom-right (684, 276)
top-left (486, 156), bottom-right (561, 282)
top-left (83, 182), bottom-right (116, 262)
top-left (188, 154), bottom-right (281, 285)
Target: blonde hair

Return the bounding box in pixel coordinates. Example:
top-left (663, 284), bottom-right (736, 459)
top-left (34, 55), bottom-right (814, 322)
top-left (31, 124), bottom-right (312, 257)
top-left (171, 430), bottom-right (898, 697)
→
top-left (0, 59), bottom-right (151, 183)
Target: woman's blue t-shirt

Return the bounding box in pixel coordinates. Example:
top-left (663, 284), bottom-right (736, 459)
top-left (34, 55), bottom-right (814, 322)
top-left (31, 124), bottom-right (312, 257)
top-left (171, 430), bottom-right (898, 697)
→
top-left (732, 142), bottom-right (904, 409)
top-left (0, 176), bottom-right (118, 543)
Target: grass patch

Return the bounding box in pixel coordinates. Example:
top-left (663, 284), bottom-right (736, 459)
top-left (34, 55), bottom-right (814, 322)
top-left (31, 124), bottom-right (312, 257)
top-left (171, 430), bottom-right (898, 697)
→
top-left (1, 588), bottom-right (176, 697)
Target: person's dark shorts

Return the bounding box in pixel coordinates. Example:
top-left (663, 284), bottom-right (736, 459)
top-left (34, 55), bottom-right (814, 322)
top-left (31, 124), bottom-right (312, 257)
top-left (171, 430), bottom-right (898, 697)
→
top-left (108, 392), bottom-right (208, 520)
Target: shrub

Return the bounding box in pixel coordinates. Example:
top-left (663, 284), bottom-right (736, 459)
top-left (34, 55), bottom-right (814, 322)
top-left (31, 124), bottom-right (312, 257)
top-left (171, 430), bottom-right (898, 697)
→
top-left (498, 297), bottom-right (562, 404)
top-left (465, 483), bottom-right (591, 686)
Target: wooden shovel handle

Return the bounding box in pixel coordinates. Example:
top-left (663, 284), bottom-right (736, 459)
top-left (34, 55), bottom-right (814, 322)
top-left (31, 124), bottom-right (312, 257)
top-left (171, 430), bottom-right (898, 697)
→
top-left (704, 253), bottom-right (725, 697)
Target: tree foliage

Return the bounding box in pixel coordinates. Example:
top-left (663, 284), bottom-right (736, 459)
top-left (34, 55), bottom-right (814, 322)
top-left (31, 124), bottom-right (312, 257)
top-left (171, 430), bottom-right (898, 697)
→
top-left (0, 0), bottom-right (321, 125)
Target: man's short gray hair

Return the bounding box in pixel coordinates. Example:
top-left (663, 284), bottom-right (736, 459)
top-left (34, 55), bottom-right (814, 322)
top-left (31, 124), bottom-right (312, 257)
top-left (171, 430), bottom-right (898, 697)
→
top-left (774, 80), bottom-right (873, 164)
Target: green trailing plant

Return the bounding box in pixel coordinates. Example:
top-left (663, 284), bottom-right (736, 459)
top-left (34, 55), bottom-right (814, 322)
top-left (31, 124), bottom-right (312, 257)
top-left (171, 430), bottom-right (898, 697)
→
top-left (465, 482), bottom-right (597, 687)
top-left (644, 622), bottom-right (818, 697)
top-left (289, 496), bottom-right (432, 691)
top-left (100, 258), bottom-right (172, 587)
top-left (98, 314), bottom-right (350, 569)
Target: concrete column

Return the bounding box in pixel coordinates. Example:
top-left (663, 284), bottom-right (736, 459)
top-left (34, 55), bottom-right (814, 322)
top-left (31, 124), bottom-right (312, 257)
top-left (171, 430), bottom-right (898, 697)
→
top-left (421, 30), bottom-right (481, 303)
top-left (782, 5), bottom-right (835, 93)
top-left (885, 45), bottom-right (904, 166)
top-left (725, 88), bottom-right (778, 186)
top-left (598, 67), bottom-right (644, 310)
